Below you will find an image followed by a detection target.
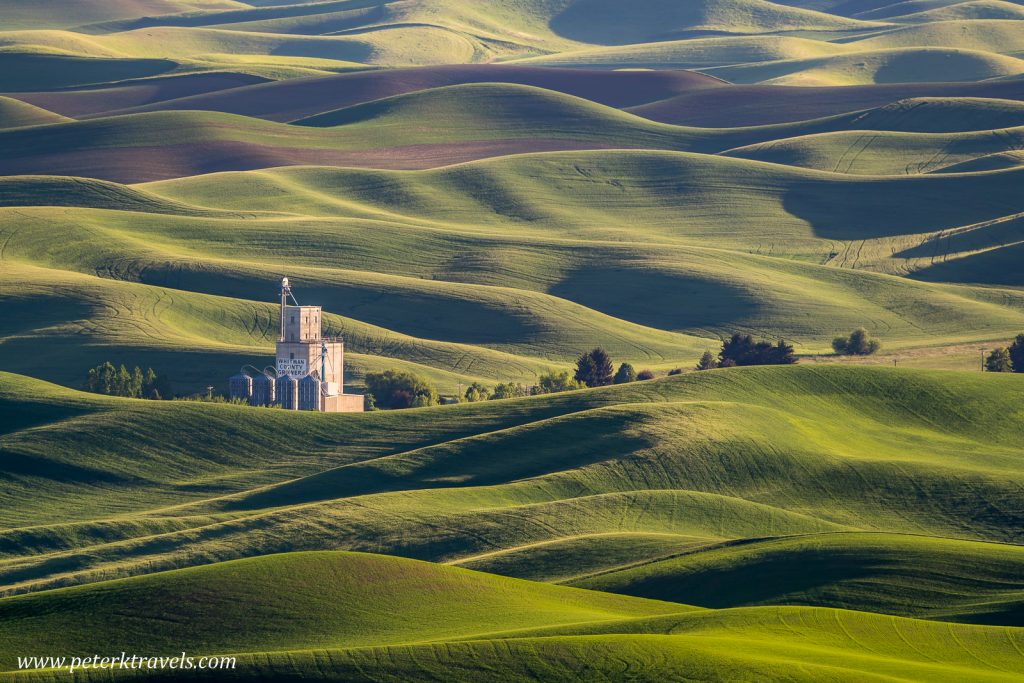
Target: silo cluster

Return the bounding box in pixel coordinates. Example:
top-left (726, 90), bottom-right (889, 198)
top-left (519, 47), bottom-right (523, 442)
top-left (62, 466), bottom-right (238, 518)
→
top-left (224, 278), bottom-right (364, 413)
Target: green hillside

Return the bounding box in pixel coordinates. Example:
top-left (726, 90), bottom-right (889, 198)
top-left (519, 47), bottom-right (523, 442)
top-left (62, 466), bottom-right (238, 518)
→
top-left (0, 0), bottom-right (1020, 80)
top-left (0, 97), bottom-right (70, 129)
top-left (723, 125), bottom-right (1024, 174)
top-left (571, 533), bottom-right (1024, 624)
top-left (1, 366), bottom-right (1021, 597)
top-left (0, 551), bottom-right (1022, 681)
top-left (2, 2), bottom-right (1024, 680)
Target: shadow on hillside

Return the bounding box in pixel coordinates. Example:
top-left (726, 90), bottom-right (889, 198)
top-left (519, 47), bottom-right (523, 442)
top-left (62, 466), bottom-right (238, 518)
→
top-left (550, 265), bottom-right (758, 333)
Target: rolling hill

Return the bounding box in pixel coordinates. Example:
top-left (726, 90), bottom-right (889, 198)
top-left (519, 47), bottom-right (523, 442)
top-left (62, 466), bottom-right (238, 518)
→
top-left (1, 366), bottom-right (1021, 597)
top-left (2, 1), bottom-right (1024, 680)
top-left (0, 551), bottom-right (1022, 681)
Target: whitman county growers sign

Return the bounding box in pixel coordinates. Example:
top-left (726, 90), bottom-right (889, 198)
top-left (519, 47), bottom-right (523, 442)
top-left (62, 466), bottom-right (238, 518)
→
top-left (277, 358), bottom-right (308, 378)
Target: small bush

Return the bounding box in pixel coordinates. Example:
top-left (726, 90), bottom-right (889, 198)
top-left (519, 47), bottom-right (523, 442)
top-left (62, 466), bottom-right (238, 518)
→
top-left (667, 368), bottom-right (684, 376)
top-left (613, 362), bottom-right (637, 384)
top-left (636, 369), bottom-right (656, 380)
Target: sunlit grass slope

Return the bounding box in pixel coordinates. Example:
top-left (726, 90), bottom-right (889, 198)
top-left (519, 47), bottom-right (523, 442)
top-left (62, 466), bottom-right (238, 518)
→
top-left (723, 125), bottom-right (1024, 174)
top-left (704, 47), bottom-right (1024, 85)
top-left (0, 97), bottom-right (70, 129)
top-left (570, 533), bottom-right (1024, 624)
top-left (4, 161), bottom-right (1024, 381)
top-left (0, 551), bottom-right (1021, 682)
top-left (0, 0), bottom-right (1018, 83)
top-left (0, 0), bottom-right (244, 31)
top-left (1, 366), bottom-right (1021, 602)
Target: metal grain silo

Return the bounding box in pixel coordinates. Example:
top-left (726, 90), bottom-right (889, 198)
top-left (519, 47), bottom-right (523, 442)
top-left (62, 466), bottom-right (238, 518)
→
top-left (278, 376), bottom-right (299, 410)
top-left (298, 374), bottom-right (322, 412)
top-left (228, 373), bottom-right (252, 402)
top-left (251, 373), bottom-right (276, 407)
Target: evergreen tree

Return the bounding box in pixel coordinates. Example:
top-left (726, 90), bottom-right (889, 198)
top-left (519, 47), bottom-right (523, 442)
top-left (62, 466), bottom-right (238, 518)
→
top-left (719, 334), bottom-right (798, 367)
top-left (696, 350), bottom-right (717, 371)
top-left (574, 348), bottom-right (614, 387)
top-left (1009, 333), bottom-right (1024, 373)
top-left (613, 362), bottom-right (637, 384)
top-left (719, 334), bottom-right (757, 366)
top-left (770, 339), bottom-right (798, 365)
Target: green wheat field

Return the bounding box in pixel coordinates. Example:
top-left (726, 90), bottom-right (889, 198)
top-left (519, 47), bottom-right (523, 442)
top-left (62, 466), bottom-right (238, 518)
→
top-left (1, 0), bottom-right (1023, 680)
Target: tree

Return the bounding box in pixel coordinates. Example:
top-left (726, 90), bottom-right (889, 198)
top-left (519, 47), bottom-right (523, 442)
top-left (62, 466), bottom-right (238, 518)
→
top-left (491, 382), bottom-right (527, 400)
top-left (574, 348), bottom-right (614, 388)
top-left (364, 369), bottom-right (438, 409)
top-left (636, 369), bottom-right (656, 380)
top-left (130, 366), bottom-right (145, 398)
top-left (535, 370), bottom-right (585, 394)
top-left (142, 368), bottom-right (158, 398)
top-left (89, 361), bottom-right (117, 395)
top-left (613, 362), bottom-right (637, 384)
top-left (695, 350), bottom-right (717, 371)
top-left (719, 334), bottom-right (757, 367)
top-left (115, 365), bottom-right (132, 397)
top-left (719, 334), bottom-right (798, 367)
top-left (770, 339), bottom-right (798, 365)
top-left (986, 347), bottom-right (1014, 373)
top-left (84, 362), bottom-right (169, 399)
top-left (464, 382), bottom-right (491, 402)
top-left (833, 328), bottom-right (881, 356)
top-left (1009, 334), bottom-right (1024, 373)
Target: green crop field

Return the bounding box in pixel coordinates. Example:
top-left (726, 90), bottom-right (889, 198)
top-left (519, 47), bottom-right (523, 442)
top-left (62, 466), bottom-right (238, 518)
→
top-left (0, 0), bottom-right (1022, 680)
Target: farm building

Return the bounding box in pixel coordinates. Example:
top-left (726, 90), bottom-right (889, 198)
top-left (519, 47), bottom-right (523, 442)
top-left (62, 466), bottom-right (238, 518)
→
top-left (229, 278), bottom-right (364, 412)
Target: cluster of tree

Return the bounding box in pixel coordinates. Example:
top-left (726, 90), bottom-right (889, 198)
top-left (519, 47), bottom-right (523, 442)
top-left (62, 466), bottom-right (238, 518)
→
top-left (719, 334), bottom-right (796, 367)
top-left (693, 334), bottom-right (798, 371)
top-left (574, 349), bottom-right (655, 387)
top-left (84, 362), bottom-right (172, 399)
top-left (986, 334), bottom-right (1024, 373)
top-left (536, 370), bottom-right (584, 394)
top-left (364, 369), bottom-right (438, 409)
top-left (832, 328), bottom-right (881, 356)
top-left (462, 382), bottom-right (531, 402)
